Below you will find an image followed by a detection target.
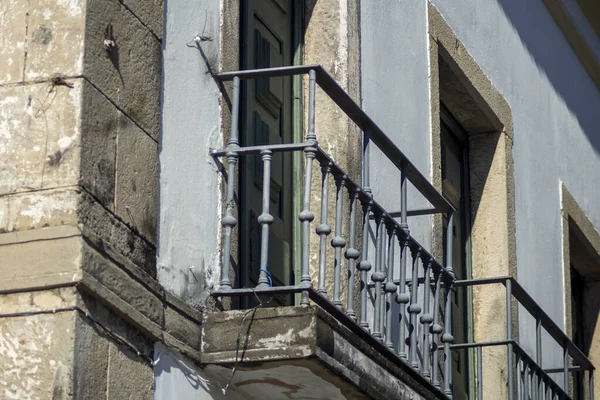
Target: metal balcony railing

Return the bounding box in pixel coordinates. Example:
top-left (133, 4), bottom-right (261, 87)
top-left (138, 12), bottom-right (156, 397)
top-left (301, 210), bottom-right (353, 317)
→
top-left (453, 277), bottom-right (595, 400)
top-left (210, 65), bottom-right (594, 399)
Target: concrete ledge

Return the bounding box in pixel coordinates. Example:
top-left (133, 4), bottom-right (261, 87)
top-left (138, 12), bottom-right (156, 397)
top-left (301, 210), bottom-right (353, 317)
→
top-left (202, 305), bottom-right (447, 400)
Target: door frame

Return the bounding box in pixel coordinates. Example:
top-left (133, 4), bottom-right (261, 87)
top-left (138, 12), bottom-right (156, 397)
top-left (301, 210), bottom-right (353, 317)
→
top-left (238, 0), bottom-right (304, 303)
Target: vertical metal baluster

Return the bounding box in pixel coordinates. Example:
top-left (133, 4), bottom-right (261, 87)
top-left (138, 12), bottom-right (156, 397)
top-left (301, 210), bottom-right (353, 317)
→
top-left (421, 258), bottom-right (433, 379)
top-left (299, 70), bottom-right (317, 303)
top-left (384, 224), bottom-right (397, 350)
top-left (516, 355), bottom-right (521, 399)
top-left (563, 340), bottom-right (569, 395)
top-left (477, 346), bottom-right (483, 400)
top-left (257, 150), bottom-right (274, 287)
top-left (372, 213), bottom-right (385, 340)
top-left (358, 198), bottom-right (373, 330)
top-left (358, 128), bottom-right (372, 329)
top-left (408, 247), bottom-right (422, 369)
top-left (431, 269), bottom-right (443, 389)
top-left (443, 212), bottom-right (455, 397)
top-left (220, 76), bottom-right (241, 290)
top-left (379, 220), bottom-right (387, 341)
top-left (317, 163), bottom-right (332, 296)
top-left (397, 170), bottom-right (410, 359)
top-left (442, 278), bottom-right (454, 398)
top-left (524, 362), bottom-right (530, 400)
top-left (531, 365), bottom-right (539, 400)
top-left (345, 189), bottom-right (360, 320)
top-left (332, 174), bottom-right (347, 309)
top-left (507, 279), bottom-right (514, 399)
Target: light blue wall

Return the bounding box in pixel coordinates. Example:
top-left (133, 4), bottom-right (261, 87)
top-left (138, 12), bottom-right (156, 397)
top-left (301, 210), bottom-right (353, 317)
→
top-left (361, 0), bottom-right (600, 375)
top-left (158, 0), bottom-right (222, 309)
top-left (430, 0), bottom-right (600, 359)
top-left (361, 0), bottom-right (433, 250)
top-left (157, 1), bottom-right (222, 395)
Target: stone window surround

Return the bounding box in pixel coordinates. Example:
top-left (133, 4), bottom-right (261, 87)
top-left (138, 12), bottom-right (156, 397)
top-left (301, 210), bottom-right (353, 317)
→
top-left (427, 3), bottom-right (516, 398)
top-left (560, 183), bottom-right (600, 397)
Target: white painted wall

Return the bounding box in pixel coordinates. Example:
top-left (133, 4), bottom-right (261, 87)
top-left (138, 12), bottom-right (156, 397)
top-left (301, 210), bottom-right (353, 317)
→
top-left (157, 0), bottom-right (222, 395)
top-left (158, 0), bottom-right (222, 309)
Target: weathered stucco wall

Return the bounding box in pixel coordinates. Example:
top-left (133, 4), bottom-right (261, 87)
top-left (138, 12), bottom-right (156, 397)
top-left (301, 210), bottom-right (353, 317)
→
top-left (158, 0), bottom-right (222, 309)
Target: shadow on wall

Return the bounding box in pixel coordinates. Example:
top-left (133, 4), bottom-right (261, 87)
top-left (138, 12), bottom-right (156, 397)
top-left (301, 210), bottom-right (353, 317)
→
top-left (496, 0), bottom-right (600, 155)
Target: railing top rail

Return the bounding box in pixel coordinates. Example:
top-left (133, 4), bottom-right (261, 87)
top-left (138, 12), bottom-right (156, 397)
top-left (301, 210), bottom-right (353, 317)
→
top-left (455, 276), bottom-right (594, 371)
top-left (215, 65), bottom-right (455, 215)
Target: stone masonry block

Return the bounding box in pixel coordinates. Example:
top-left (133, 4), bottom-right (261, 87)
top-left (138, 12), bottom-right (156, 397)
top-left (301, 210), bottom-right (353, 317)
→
top-left (0, 80), bottom-right (82, 195)
top-left (78, 190), bottom-right (156, 276)
top-left (120, 0), bottom-right (163, 40)
top-left (115, 113), bottom-right (158, 245)
top-left (24, 0), bottom-right (86, 81)
top-left (81, 243), bottom-right (164, 326)
top-left (73, 315), bottom-right (109, 400)
top-left (84, 0), bottom-right (161, 139)
top-left (80, 81), bottom-right (117, 210)
top-left (106, 341), bottom-right (153, 399)
top-left (0, 287), bottom-right (78, 316)
top-left (0, 311), bottom-right (76, 400)
top-left (165, 306), bottom-right (201, 350)
top-left (0, 0), bottom-right (27, 84)
top-left (2, 188), bottom-right (79, 233)
top-left (0, 227), bottom-right (83, 293)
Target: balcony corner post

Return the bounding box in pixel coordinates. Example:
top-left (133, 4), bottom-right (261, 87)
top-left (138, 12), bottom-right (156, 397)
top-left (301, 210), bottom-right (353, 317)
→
top-left (219, 76), bottom-right (241, 290)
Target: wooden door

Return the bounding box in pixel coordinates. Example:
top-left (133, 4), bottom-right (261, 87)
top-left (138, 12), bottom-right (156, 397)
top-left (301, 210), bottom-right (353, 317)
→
top-left (240, 0), bottom-right (294, 304)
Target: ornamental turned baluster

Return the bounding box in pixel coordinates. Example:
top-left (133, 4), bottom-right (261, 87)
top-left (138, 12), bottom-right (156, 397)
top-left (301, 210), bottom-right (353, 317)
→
top-left (408, 247), bottom-right (422, 369)
top-left (358, 199), bottom-right (373, 330)
top-left (384, 224), bottom-right (397, 351)
top-left (443, 212), bottom-right (456, 397)
top-left (372, 213), bottom-right (385, 340)
top-left (345, 189), bottom-right (360, 321)
top-left (431, 269), bottom-right (443, 389)
top-left (421, 258), bottom-right (434, 379)
top-left (219, 76), bottom-right (241, 290)
top-left (317, 163), bottom-right (332, 296)
top-left (332, 174), bottom-right (347, 309)
top-left (396, 170), bottom-right (410, 359)
top-left (299, 70), bottom-right (317, 303)
top-left (257, 150), bottom-right (275, 288)
top-left (442, 278), bottom-right (455, 398)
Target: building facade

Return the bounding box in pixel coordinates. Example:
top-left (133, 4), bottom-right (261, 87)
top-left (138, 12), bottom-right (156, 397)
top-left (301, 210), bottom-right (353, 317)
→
top-left (1, 0), bottom-right (599, 399)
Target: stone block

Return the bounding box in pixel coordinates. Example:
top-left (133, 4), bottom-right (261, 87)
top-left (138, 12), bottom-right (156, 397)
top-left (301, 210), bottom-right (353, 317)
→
top-left (73, 315), bottom-right (109, 400)
top-left (0, 287), bottom-right (77, 316)
top-left (106, 341), bottom-right (153, 399)
top-left (24, 0), bottom-right (86, 81)
top-left (120, 0), bottom-right (163, 40)
top-left (78, 190), bottom-right (156, 276)
top-left (84, 0), bottom-right (161, 139)
top-left (0, 80), bottom-right (82, 195)
top-left (80, 81), bottom-right (117, 210)
top-left (81, 243), bottom-right (164, 326)
top-left (165, 306), bottom-right (201, 350)
top-left (0, 311), bottom-right (76, 399)
top-left (115, 114), bottom-right (158, 245)
top-left (0, 0), bottom-right (27, 84)
top-left (202, 306), bottom-right (316, 362)
top-left (0, 226), bottom-right (83, 293)
top-left (2, 188), bottom-right (79, 233)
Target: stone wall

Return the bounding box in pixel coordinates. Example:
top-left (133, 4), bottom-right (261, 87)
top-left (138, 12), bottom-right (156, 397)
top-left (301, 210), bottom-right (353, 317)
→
top-left (0, 0), bottom-right (203, 397)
